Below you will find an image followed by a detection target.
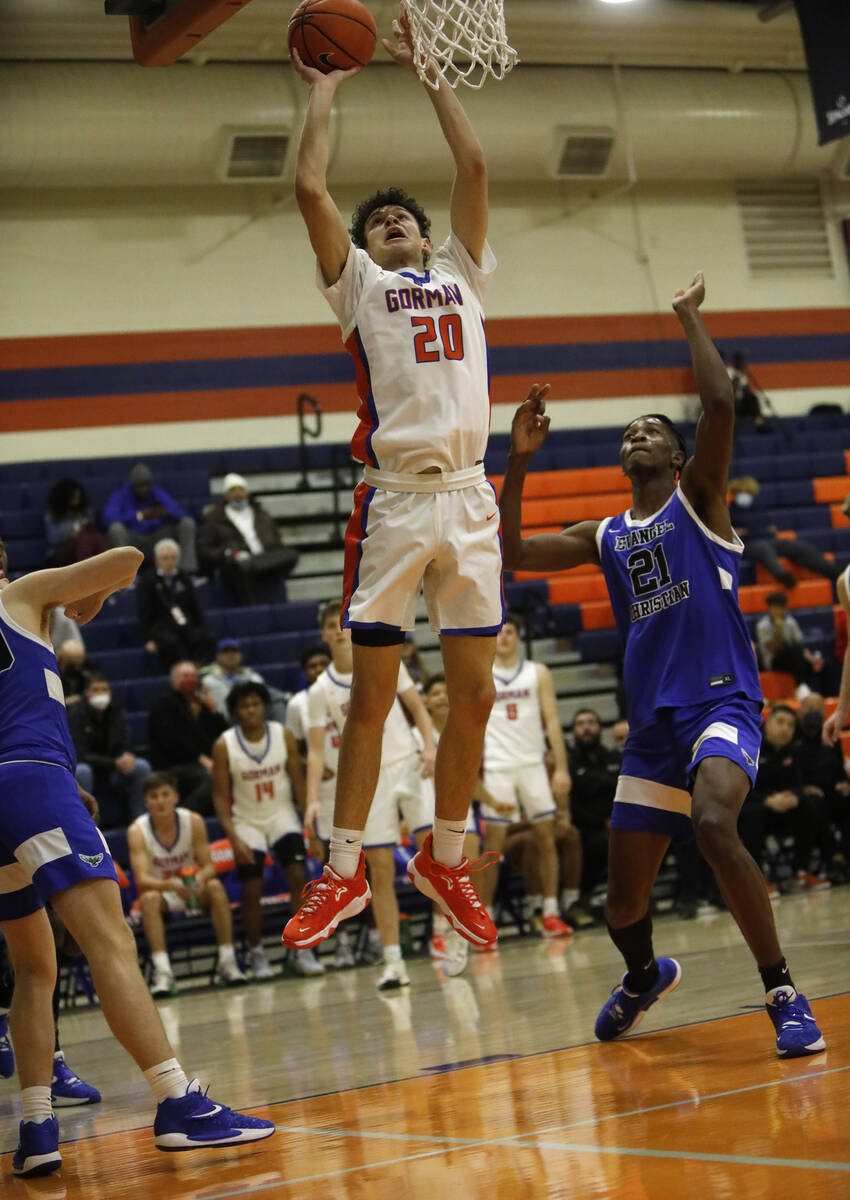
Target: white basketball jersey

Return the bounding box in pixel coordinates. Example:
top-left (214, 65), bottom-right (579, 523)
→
top-left (224, 721), bottom-right (291, 817)
top-left (287, 686), bottom-right (340, 774)
top-left (131, 808), bottom-right (195, 882)
top-left (320, 233), bottom-right (496, 475)
top-left (307, 661), bottom-right (417, 767)
top-left (484, 659), bottom-right (545, 768)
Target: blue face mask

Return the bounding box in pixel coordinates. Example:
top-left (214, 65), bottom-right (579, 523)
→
top-left (734, 492), bottom-right (755, 509)
top-left (228, 498), bottom-right (248, 511)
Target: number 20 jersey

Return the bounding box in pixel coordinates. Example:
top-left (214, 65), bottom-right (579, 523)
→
top-left (319, 233), bottom-right (495, 476)
top-left (596, 486), bottom-right (762, 732)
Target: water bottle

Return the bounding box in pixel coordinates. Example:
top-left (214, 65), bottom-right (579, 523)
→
top-left (181, 866), bottom-right (201, 912)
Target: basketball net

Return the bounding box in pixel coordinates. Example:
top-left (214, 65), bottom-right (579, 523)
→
top-left (399, 0), bottom-right (518, 90)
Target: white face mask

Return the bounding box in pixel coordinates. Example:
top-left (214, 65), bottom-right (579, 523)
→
top-left (734, 492), bottom-right (755, 508)
top-left (88, 692), bottom-right (111, 711)
top-left (228, 498), bottom-right (248, 511)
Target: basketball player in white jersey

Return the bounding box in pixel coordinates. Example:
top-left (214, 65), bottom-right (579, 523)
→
top-left (477, 613), bottom-right (573, 938)
top-left (303, 601), bottom-right (436, 990)
top-left (285, 7), bottom-right (502, 952)
top-left (128, 773), bottom-right (246, 996)
top-left (211, 681), bottom-right (323, 980)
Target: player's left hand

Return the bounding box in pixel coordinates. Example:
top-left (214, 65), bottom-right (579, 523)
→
top-left (672, 271), bottom-right (705, 316)
top-left (510, 383), bottom-right (551, 457)
top-left (77, 785), bottom-right (100, 825)
top-left (550, 768), bottom-right (571, 805)
top-left (382, 7), bottom-right (417, 72)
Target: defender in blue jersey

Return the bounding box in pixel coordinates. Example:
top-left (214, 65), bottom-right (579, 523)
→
top-left (500, 274), bottom-right (825, 1060)
top-left (0, 539), bottom-right (273, 1177)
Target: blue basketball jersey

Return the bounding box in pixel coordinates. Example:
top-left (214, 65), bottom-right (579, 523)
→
top-left (0, 597), bottom-right (76, 772)
top-left (597, 486), bottom-right (762, 731)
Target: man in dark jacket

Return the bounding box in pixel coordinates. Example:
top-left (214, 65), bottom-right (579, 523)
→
top-left (68, 672), bottom-right (151, 829)
top-left (147, 660), bottom-right (228, 815)
top-left (568, 709), bottom-right (620, 902)
top-left (136, 538), bottom-right (215, 668)
top-left (104, 462), bottom-right (197, 571)
top-left (198, 473), bottom-right (297, 604)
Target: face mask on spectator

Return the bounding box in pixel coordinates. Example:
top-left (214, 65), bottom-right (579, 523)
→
top-left (177, 677), bottom-right (198, 696)
top-left (88, 692), bottom-right (111, 711)
top-left (228, 498), bottom-right (248, 511)
top-left (734, 492), bottom-right (754, 509)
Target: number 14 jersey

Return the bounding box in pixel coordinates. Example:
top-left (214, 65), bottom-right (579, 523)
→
top-left (597, 485), bottom-right (762, 732)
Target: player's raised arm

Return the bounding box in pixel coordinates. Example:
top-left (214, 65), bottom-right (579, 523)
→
top-left (3, 546), bottom-right (143, 629)
top-left (675, 272), bottom-right (736, 513)
top-left (383, 8), bottom-right (487, 263)
top-left (500, 384), bottom-right (601, 574)
top-left (292, 50), bottom-right (360, 286)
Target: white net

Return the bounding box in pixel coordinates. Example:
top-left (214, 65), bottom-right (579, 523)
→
top-left (400, 0), bottom-right (518, 90)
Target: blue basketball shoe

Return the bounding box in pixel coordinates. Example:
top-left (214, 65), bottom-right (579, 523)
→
top-left (12, 1116), bottom-right (61, 1178)
top-left (765, 987), bottom-right (826, 1058)
top-left (595, 957), bottom-right (682, 1041)
top-left (154, 1079), bottom-right (275, 1151)
top-left (51, 1053), bottom-right (102, 1106)
top-left (0, 1013), bottom-right (14, 1078)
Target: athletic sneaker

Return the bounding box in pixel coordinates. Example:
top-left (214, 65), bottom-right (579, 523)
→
top-left (250, 947), bottom-right (275, 980)
top-left (541, 913), bottom-right (572, 939)
top-left (429, 932), bottom-right (448, 960)
top-left (376, 960), bottom-right (410, 991)
top-left (765, 987), bottom-right (826, 1058)
top-left (789, 871), bottom-right (831, 894)
top-left (563, 902), bottom-right (595, 929)
top-left (359, 928), bottom-right (384, 966)
top-left (442, 930), bottom-right (469, 978)
top-left (215, 958), bottom-right (247, 986)
top-left (12, 1117), bottom-right (61, 1178)
top-left (294, 948), bottom-right (325, 977)
top-left (332, 939), bottom-right (356, 970)
top-left (154, 1079), bottom-right (275, 1151)
top-left (595, 957), bottom-right (682, 1042)
top-left (407, 833), bottom-right (498, 947)
top-left (765, 879), bottom-right (781, 902)
top-left (51, 1053), bottom-right (101, 1107)
top-left (281, 854), bottom-right (371, 950)
top-left (0, 1013), bottom-right (14, 1079)
top-left (151, 968), bottom-right (179, 998)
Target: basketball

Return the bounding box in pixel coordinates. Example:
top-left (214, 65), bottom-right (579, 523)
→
top-left (288, 0), bottom-right (378, 73)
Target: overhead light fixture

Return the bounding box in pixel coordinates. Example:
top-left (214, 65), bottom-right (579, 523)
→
top-left (597, 0), bottom-right (641, 5)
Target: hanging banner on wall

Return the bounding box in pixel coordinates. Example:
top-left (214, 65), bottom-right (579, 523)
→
top-left (793, 1), bottom-right (850, 145)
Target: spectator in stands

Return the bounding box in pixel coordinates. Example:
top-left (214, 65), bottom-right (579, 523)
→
top-left (137, 538), bottom-right (215, 669)
top-left (104, 463), bottom-right (197, 572)
top-left (49, 608), bottom-right (83, 653)
top-left (44, 477), bottom-right (109, 566)
top-left (197, 473), bottom-right (297, 605)
top-left (568, 708), bottom-right (620, 913)
top-left (68, 671), bottom-right (151, 830)
top-left (55, 638), bottom-right (94, 705)
top-left (729, 475), bottom-right (840, 590)
top-left (745, 704), bottom-right (831, 897)
top-left (726, 351), bottom-right (769, 432)
top-left (797, 693), bottom-right (850, 883)
top-left (200, 637), bottom-right (286, 722)
top-left (128, 772), bottom-right (246, 996)
top-left (755, 591), bottom-right (829, 699)
top-left (147, 661), bottom-right (228, 816)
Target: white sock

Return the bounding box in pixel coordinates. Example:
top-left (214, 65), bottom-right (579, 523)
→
top-left (53, 1050), bottom-right (64, 1062)
top-left (432, 818), bottom-right (466, 868)
top-left (152, 951), bottom-right (171, 975)
top-left (329, 827), bottom-right (363, 879)
top-left (432, 912), bottom-right (449, 935)
top-left (21, 1086), bottom-right (53, 1125)
top-left (384, 943), bottom-right (402, 963)
top-left (144, 1058), bottom-right (190, 1103)
top-left (217, 943), bottom-right (236, 965)
top-left (560, 889), bottom-right (579, 910)
top-left (542, 897), bottom-right (559, 918)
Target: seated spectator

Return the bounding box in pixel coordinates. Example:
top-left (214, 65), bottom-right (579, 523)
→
top-left (742, 703), bottom-right (831, 896)
top-left (200, 637), bottom-right (284, 723)
top-left (730, 475), bottom-right (840, 590)
top-left (796, 694), bottom-right (850, 883)
top-left (568, 708), bottom-right (620, 912)
top-left (104, 463), bottom-right (197, 572)
top-left (49, 608), bottom-right (83, 653)
top-left (55, 638), bottom-right (94, 705)
top-left (755, 591), bottom-right (829, 698)
top-left (197, 473), bottom-right (297, 605)
top-left (147, 661), bottom-right (228, 815)
top-left (68, 671), bottom-right (151, 829)
top-left (128, 772), bottom-right (246, 996)
top-left (44, 477), bottom-right (109, 566)
top-left (137, 538), bottom-right (215, 669)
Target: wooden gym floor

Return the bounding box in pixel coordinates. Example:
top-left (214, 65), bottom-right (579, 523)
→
top-left (2, 888), bottom-right (849, 1198)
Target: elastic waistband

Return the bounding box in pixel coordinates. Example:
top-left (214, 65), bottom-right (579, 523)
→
top-left (362, 464), bottom-right (486, 494)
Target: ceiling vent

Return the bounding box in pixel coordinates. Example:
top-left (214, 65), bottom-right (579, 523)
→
top-left (219, 130), bottom-right (290, 182)
top-left (736, 179), bottom-right (834, 276)
top-left (551, 128), bottom-right (615, 179)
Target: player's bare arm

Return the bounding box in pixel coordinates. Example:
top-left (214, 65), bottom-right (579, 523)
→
top-left (536, 663), bottom-right (571, 810)
top-left (292, 48), bottom-right (360, 286)
top-left (2, 546), bottom-right (143, 636)
top-left (824, 571), bottom-right (850, 745)
top-left (501, 384), bottom-right (601, 573)
top-left (674, 272), bottom-right (736, 541)
top-left (190, 812), bottom-right (216, 892)
top-left (383, 7), bottom-right (487, 263)
top-left (128, 824), bottom-right (175, 896)
top-left (399, 684), bottom-right (436, 778)
top-left (211, 739), bottom-right (251, 862)
top-left (305, 724), bottom-right (328, 828)
top-left (284, 727), bottom-right (307, 812)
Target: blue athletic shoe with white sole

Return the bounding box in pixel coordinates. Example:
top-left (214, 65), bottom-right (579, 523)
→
top-left (51, 1053), bottom-right (102, 1106)
top-left (12, 1117), bottom-right (62, 1177)
top-left (766, 987), bottom-right (826, 1058)
top-left (595, 957), bottom-right (682, 1041)
top-left (154, 1079), bottom-right (275, 1151)
top-left (0, 1014), bottom-right (14, 1079)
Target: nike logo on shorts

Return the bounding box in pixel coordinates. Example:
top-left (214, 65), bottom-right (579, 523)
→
top-left (486, 512), bottom-right (498, 521)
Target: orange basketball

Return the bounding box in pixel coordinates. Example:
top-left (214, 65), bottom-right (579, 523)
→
top-left (288, 0), bottom-right (378, 73)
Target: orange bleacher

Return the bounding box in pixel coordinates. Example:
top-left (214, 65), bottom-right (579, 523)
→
top-left (813, 475), bottom-right (850, 504)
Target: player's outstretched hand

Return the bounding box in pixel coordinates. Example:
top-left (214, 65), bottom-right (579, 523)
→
top-left (382, 6), bottom-right (416, 72)
top-left (510, 383), bottom-right (551, 457)
top-left (672, 271), bottom-right (705, 316)
top-left (290, 45), bottom-right (362, 87)
top-left (822, 709), bottom-right (845, 746)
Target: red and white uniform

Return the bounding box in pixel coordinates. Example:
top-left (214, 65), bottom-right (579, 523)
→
top-left (224, 721), bottom-right (301, 851)
top-left (482, 660), bottom-right (555, 823)
top-left (130, 807), bottom-right (196, 912)
top-left (319, 235), bottom-right (504, 635)
top-left (287, 688), bottom-right (338, 838)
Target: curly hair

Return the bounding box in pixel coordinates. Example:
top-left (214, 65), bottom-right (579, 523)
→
top-left (349, 187), bottom-right (432, 264)
top-left (46, 477), bottom-right (88, 521)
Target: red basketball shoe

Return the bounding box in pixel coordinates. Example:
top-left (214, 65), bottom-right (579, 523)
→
top-left (281, 854), bottom-right (371, 949)
top-left (407, 833), bottom-right (498, 947)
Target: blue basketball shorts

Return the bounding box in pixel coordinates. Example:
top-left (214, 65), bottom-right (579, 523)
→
top-left (0, 760), bottom-right (118, 923)
top-left (611, 696), bottom-right (763, 842)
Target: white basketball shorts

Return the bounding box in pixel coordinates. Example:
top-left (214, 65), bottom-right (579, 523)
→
top-left (232, 799), bottom-right (302, 854)
top-left (481, 762), bottom-right (557, 824)
top-left (363, 755), bottom-right (431, 848)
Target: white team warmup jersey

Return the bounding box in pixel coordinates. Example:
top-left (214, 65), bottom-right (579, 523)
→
top-left (287, 687), bottom-right (340, 776)
top-left (223, 721), bottom-right (293, 819)
top-left (307, 661), bottom-right (418, 767)
top-left (320, 234), bottom-right (496, 475)
top-left (484, 659), bottom-right (545, 769)
top-left (130, 809), bottom-right (196, 906)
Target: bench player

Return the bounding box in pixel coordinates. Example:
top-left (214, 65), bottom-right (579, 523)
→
top-left (500, 275), bottom-right (825, 1059)
top-left (284, 7), bottom-right (502, 952)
